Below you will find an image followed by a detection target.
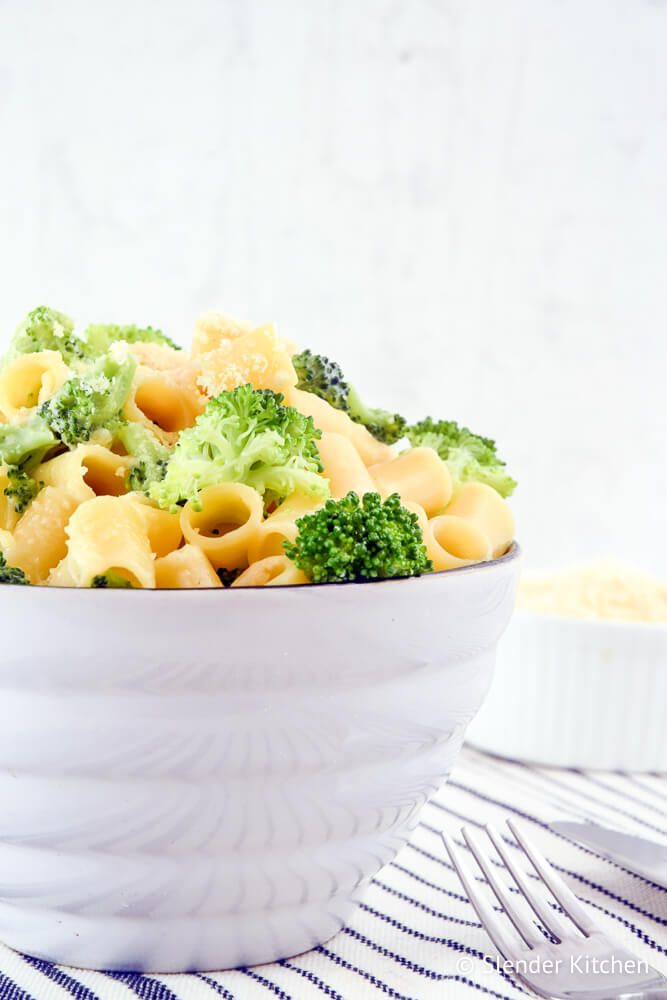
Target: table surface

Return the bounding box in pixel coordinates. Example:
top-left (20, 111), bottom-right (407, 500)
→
top-left (1, 746), bottom-right (665, 1000)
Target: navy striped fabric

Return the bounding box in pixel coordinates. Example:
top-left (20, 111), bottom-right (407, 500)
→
top-left (1, 747), bottom-right (665, 999)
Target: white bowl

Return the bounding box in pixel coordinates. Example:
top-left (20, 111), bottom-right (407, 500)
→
top-left (0, 548), bottom-right (519, 973)
top-left (467, 608), bottom-right (667, 771)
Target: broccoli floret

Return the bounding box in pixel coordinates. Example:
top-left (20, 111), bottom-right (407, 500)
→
top-left (0, 552), bottom-right (30, 585)
top-left (83, 323), bottom-right (181, 358)
top-left (346, 386), bottom-right (407, 444)
top-left (293, 350), bottom-right (349, 410)
top-left (0, 414), bottom-right (57, 468)
top-left (115, 421), bottom-right (171, 493)
top-left (292, 349), bottom-right (406, 444)
top-left (91, 572), bottom-right (134, 588)
top-left (150, 383), bottom-right (329, 511)
top-left (407, 418), bottom-right (516, 498)
top-left (8, 306), bottom-right (84, 364)
top-left (284, 491), bottom-right (432, 583)
top-left (3, 466), bottom-right (42, 513)
top-left (39, 351), bottom-right (137, 448)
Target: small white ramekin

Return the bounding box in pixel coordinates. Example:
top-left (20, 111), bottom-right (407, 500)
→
top-left (466, 609), bottom-right (667, 771)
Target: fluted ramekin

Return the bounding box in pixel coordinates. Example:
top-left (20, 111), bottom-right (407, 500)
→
top-left (0, 547), bottom-right (519, 972)
top-left (467, 609), bottom-right (667, 771)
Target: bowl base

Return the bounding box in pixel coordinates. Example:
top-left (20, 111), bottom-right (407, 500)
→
top-left (0, 892), bottom-right (362, 973)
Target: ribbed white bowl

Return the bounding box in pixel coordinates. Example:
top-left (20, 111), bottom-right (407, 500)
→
top-left (0, 548), bottom-right (519, 972)
top-left (467, 609), bottom-right (667, 771)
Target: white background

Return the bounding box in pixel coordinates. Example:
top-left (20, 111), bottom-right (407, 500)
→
top-left (0, 0), bottom-right (664, 572)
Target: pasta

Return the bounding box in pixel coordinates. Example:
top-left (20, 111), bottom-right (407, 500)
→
top-left (444, 483), bottom-right (515, 559)
top-left (180, 483), bottom-right (264, 570)
top-left (124, 367), bottom-right (203, 444)
top-left (247, 492), bottom-right (323, 564)
top-left (288, 388), bottom-right (392, 466)
top-left (191, 310), bottom-right (253, 356)
top-left (0, 528), bottom-right (14, 562)
top-left (0, 305), bottom-right (516, 588)
top-left (232, 555), bottom-right (309, 587)
top-left (317, 432), bottom-right (375, 499)
top-left (54, 496), bottom-right (156, 588)
top-left (426, 514), bottom-right (492, 571)
top-left (11, 487), bottom-right (79, 583)
top-left (39, 445), bottom-right (131, 504)
top-left (126, 341), bottom-right (187, 371)
top-left (0, 350), bottom-right (70, 418)
top-left (370, 447), bottom-right (452, 517)
top-left (195, 325), bottom-right (297, 398)
top-left (121, 495), bottom-right (183, 557)
top-left (155, 545), bottom-right (221, 588)
top-left (0, 466), bottom-right (20, 531)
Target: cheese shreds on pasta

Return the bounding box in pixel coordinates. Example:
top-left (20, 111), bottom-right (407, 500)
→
top-left (518, 560), bottom-right (667, 623)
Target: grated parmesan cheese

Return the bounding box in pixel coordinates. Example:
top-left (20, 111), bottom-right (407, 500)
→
top-left (518, 560), bottom-right (667, 623)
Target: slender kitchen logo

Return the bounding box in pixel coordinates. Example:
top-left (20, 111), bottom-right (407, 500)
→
top-left (456, 955), bottom-right (651, 977)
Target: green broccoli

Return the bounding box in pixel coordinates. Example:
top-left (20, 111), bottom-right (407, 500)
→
top-left (0, 413), bottom-right (57, 468)
top-left (7, 306), bottom-right (84, 364)
top-left (39, 351), bottom-right (137, 448)
top-left (3, 466), bottom-right (42, 513)
top-left (150, 383), bottom-right (329, 511)
top-left (284, 491), bottom-right (432, 583)
top-left (91, 572), bottom-right (134, 588)
top-left (293, 350), bottom-right (348, 410)
top-left (292, 349), bottom-right (406, 444)
top-left (115, 421), bottom-right (171, 493)
top-left (83, 323), bottom-right (181, 358)
top-left (0, 552), bottom-right (30, 585)
top-left (407, 418), bottom-right (516, 498)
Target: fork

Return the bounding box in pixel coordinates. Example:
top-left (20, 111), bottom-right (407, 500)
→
top-left (443, 819), bottom-right (667, 1000)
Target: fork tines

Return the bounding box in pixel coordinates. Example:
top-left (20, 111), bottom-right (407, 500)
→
top-left (443, 819), bottom-right (596, 959)
top-left (442, 820), bottom-right (667, 1000)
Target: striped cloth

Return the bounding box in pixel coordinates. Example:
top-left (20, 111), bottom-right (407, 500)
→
top-left (1, 746), bottom-right (665, 1000)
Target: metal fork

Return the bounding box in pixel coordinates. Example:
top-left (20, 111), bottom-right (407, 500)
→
top-left (443, 820), bottom-right (667, 1000)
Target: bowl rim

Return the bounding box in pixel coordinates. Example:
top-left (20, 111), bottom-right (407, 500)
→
top-left (1, 542), bottom-right (521, 593)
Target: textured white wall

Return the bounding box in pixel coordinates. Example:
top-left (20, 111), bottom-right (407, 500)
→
top-left (0, 0), bottom-right (664, 571)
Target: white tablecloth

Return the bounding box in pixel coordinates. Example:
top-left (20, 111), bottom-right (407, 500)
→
top-left (1, 746), bottom-right (665, 999)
